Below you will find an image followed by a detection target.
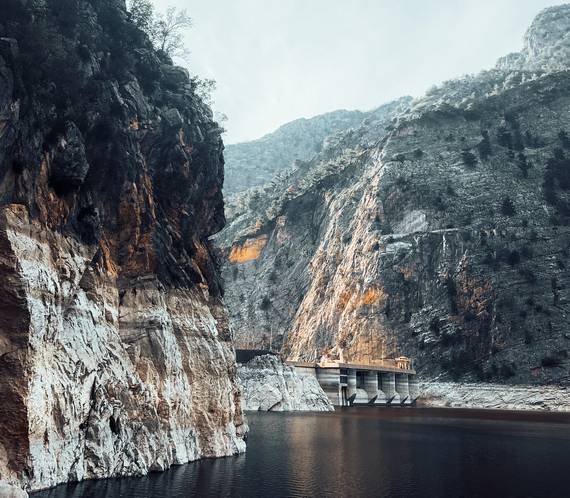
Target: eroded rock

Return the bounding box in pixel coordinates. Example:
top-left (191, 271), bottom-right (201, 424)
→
top-left (238, 355), bottom-right (333, 412)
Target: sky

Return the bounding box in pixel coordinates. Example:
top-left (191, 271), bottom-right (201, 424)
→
top-left (153, 0), bottom-right (568, 144)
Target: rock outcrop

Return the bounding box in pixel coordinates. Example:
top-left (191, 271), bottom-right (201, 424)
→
top-left (217, 5), bottom-right (570, 389)
top-left (497, 4), bottom-right (570, 72)
top-left (0, 0), bottom-right (245, 493)
top-left (237, 355), bottom-right (333, 412)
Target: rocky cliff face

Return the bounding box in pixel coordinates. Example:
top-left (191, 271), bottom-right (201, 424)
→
top-left (217, 5), bottom-right (570, 388)
top-left (237, 355), bottom-right (333, 412)
top-left (0, 0), bottom-right (245, 492)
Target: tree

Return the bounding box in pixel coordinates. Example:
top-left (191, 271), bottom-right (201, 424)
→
top-left (497, 126), bottom-right (512, 149)
top-left (461, 149), bottom-right (477, 168)
top-left (501, 197), bottom-right (516, 216)
top-left (127, 1), bottom-right (192, 59)
top-left (516, 152), bottom-right (531, 178)
top-left (559, 130), bottom-right (570, 150)
top-left (513, 129), bottom-right (525, 151)
top-left (477, 130), bottom-right (492, 161)
top-left (193, 77), bottom-right (217, 105)
top-left (127, 0), bottom-right (155, 35)
top-left (153, 7), bottom-right (192, 59)
top-left (260, 296), bottom-right (271, 311)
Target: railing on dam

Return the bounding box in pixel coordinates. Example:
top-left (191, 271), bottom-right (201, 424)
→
top-left (286, 359), bottom-right (416, 375)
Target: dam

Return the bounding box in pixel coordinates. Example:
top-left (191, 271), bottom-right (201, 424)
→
top-left (286, 358), bottom-right (420, 407)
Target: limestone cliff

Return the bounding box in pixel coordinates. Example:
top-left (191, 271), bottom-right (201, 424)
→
top-left (0, 0), bottom-right (245, 492)
top-left (217, 5), bottom-right (570, 388)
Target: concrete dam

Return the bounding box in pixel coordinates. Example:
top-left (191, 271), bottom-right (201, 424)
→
top-left (236, 350), bottom-right (420, 407)
top-left (287, 358), bottom-right (420, 407)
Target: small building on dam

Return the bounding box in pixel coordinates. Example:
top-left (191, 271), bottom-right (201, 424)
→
top-left (286, 358), bottom-right (420, 407)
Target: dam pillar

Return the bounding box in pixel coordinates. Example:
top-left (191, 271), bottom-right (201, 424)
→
top-left (316, 368), bottom-right (341, 406)
top-left (364, 371), bottom-right (378, 404)
top-left (380, 372), bottom-right (397, 405)
top-left (396, 374), bottom-right (410, 405)
top-left (374, 373), bottom-right (387, 405)
top-left (347, 369), bottom-right (357, 405)
top-left (408, 374), bottom-right (420, 404)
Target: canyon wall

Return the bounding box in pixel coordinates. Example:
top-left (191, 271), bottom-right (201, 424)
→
top-left (0, 0), bottom-right (245, 492)
top-left (217, 5), bottom-right (570, 388)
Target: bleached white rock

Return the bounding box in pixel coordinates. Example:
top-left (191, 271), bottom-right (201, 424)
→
top-left (420, 381), bottom-right (570, 412)
top-left (238, 355), bottom-right (334, 412)
top-left (0, 481), bottom-right (27, 498)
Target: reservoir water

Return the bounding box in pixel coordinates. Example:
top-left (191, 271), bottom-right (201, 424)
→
top-left (34, 408), bottom-right (570, 498)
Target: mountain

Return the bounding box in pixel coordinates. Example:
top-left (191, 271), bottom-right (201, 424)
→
top-left (0, 0), bottom-right (245, 492)
top-left (223, 107), bottom-right (399, 196)
top-left (217, 4), bottom-right (570, 387)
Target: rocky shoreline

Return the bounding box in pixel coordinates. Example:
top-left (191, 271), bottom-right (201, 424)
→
top-left (419, 381), bottom-right (570, 412)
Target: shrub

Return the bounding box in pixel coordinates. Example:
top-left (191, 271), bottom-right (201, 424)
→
top-left (541, 355), bottom-right (562, 368)
top-left (477, 131), bottom-right (492, 161)
top-left (518, 267), bottom-right (537, 284)
top-left (413, 149), bottom-right (424, 159)
top-left (504, 112), bottom-right (519, 128)
top-left (501, 197), bottom-right (516, 216)
top-left (517, 153), bottom-right (531, 178)
top-left (543, 148), bottom-right (570, 216)
top-left (497, 126), bottom-right (512, 149)
top-left (559, 130), bottom-right (570, 149)
top-left (461, 150), bottom-right (477, 168)
top-left (507, 250), bottom-right (521, 266)
top-left (445, 276), bottom-right (457, 313)
top-left (260, 296), bottom-right (271, 311)
top-left (500, 363), bottom-right (516, 378)
top-left (513, 129), bottom-right (525, 151)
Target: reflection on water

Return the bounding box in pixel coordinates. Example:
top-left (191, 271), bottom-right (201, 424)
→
top-left (34, 408), bottom-right (570, 498)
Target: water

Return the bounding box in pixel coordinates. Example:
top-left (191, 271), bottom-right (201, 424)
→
top-left (34, 408), bottom-right (570, 498)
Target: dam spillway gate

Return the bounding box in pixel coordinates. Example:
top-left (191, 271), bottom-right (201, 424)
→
top-left (286, 359), bottom-right (420, 407)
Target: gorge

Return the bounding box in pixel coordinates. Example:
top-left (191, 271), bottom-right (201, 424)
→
top-left (2, 1), bottom-right (570, 497)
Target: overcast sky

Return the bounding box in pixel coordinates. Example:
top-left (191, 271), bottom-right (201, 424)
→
top-left (153, 0), bottom-right (567, 144)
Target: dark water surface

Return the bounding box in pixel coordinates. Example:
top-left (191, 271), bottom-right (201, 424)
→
top-left (34, 408), bottom-right (570, 498)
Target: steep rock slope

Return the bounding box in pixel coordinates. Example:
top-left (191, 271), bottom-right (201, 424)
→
top-left (216, 98), bottom-right (411, 351)
top-left (223, 105), bottom-right (411, 196)
top-left (0, 0), bottom-right (245, 492)
top-left (218, 5), bottom-right (570, 387)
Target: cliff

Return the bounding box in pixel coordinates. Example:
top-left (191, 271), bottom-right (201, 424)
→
top-left (237, 354), bottom-right (333, 412)
top-left (217, 5), bottom-right (570, 389)
top-left (0, 0), bottom-right (245, 492)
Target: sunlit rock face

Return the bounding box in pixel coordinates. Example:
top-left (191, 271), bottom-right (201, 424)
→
top-left (217, 6), bottom-right (570, 387)
top-left (0, 0), bottom-right (245, 492)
